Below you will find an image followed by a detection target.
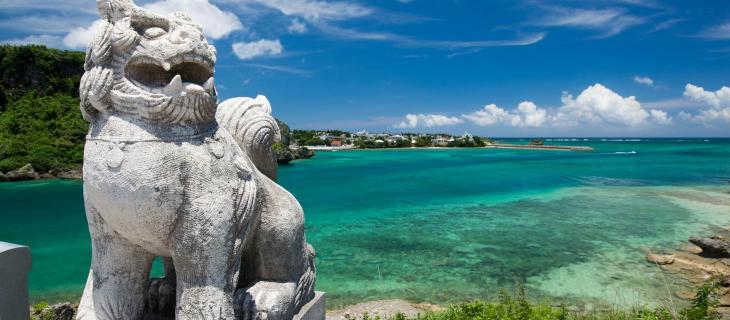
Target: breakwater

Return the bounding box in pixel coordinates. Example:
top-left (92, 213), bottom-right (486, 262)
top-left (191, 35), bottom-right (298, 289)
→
top-left (485, 144), bottom-right (594, 151)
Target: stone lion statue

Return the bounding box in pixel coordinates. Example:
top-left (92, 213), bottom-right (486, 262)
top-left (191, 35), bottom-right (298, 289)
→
top-left (76, 0), bottom-right (316, 319)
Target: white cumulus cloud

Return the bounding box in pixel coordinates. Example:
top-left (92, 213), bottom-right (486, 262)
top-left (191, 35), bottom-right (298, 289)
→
top-left (553, 83), bottom-right (650, 127)
top-left (683, 84), bottom-right (730, 109)
top-left (682, 83), bottom-right (730, 123)
top-left (462, 102), bottom-right (547, 127)
top-left (288, 19), bottom-right (308, 34)
top-left (649, 109), bottom-right (672, 125)
top-left (143, 0), bottom-right (244, 39)
top-left (633, 75), bottom-right (654, 86)
top-left (694, 108), bottom-right (730, 123)
top-left (396, 84), bottom-right (675, 132)
top-left (462, 104), bottom-right (510, 126)
top-left (394, 114), bottom-right (463, 128)
top-left (514, 101), bottom-right (548, 127)
top-left (62, 19), bottom-right (104, 49)
top-left (232, 39), bottom-right (284, 60)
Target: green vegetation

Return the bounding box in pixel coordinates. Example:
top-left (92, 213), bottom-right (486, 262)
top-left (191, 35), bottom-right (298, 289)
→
top-left (347, 280), bottom-right (722, 320)
top-left (0, 45), bottom-right (87, 174)
top-left (30, 302), bottom-right (49, 316)
top-left (355, 137), bottom-right (411, 149)
top-left (291, 129), bottom-right (349, 146)
top-left (0, 93), bottom-right (87, 172)
top-left (26, 280), bottom-right (724, 320)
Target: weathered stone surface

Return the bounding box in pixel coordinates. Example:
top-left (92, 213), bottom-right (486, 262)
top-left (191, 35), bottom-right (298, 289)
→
top-left (294, 292), bottom-right (325, 320)
top-left (689, 236), bottom-right (730, 258)
top-left (0, 242), bottom-right (31, 320)
top-left (0, 171), bottom-right (8, 182)
top-left (77, 1), bottom-right (318, 319)
top-left (39, 303), bottom-right (75, 320)
top-left (5, 163), bottom-right (40, 181)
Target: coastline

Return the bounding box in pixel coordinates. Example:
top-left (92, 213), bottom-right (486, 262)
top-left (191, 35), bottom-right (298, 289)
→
top-left (0, 166), bottom-right (82, 183)
top-left (302, 144), bottom-right (594, 152)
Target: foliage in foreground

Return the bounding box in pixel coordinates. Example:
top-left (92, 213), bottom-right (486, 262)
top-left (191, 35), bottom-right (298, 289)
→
top-left (349, 280), bottom-right (723, 320)
top-left (27, 280), bottom-right (723, 320)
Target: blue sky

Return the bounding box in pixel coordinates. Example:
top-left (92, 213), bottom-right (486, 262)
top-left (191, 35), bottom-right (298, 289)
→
top-left (1, 0), bottom-right (730, 137)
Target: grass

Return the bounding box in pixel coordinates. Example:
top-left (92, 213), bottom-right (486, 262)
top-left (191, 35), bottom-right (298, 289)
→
top-left (347, 280), bottom-right (723, 320)
top-left (26, 278), bottom-right (724, 320)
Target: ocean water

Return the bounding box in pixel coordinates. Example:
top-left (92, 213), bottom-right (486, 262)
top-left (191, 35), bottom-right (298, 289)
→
top-left (1, 139), bottom-right (729, 308)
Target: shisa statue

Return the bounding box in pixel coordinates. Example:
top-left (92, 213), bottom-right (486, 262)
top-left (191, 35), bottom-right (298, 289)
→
top-left (77, 0), bottom-right (316, 319)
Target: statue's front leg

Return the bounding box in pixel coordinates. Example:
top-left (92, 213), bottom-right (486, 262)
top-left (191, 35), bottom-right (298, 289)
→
top-left (171, 201), bottom-right (244, 320)
top-left (77, 205), bottom-right (155, 320)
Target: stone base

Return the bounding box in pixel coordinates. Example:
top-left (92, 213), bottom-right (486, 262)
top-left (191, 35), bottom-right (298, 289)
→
top-left (0, 242), bottom-right (31, 320)
top-left (143, 291), bottom-right (325, 320)
top-left (294, 292), bottom-right (326, 320)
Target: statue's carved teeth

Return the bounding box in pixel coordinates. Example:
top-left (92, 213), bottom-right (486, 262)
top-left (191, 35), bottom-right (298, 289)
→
top-left (203, 77), bottom-right (214, 91)
top-left (163, 75), bottom-right (183, 96)
top-left (162, 62), bottom-right (171, 72)
top-left (184, 83), bottom-right (205, 94)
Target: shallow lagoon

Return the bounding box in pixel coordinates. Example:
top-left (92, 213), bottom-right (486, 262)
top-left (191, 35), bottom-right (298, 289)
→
top-left (2, 139), bottom-right (729, 308)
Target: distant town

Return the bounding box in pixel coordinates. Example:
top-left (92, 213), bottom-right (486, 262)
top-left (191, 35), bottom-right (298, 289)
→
top-left (288, 130), bottom-right (495, 150)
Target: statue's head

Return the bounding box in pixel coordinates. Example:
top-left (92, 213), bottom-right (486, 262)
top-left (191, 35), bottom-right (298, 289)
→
top-left (81, 0), bottom-right (218, 125)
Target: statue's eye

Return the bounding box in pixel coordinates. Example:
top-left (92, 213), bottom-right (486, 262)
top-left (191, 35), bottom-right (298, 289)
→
top-left (130, 8), bottom-right (170, 37)
top-left (143, 27), bottom-right (167, 39)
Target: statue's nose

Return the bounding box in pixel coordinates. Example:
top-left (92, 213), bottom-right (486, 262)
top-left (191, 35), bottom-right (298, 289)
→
top-left (168, 26), bottom-right (203, 45)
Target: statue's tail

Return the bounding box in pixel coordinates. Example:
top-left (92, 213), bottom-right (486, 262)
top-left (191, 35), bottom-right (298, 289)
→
top-left (216, 95), bottom-right (280, 181)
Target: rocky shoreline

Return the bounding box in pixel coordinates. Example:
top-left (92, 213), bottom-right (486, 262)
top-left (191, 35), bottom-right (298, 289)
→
top-left (0, 163), bottom-right (82, 182)
top-left (275, 146), bottom-right (315, 164)
top-left (646, 231), bottom-right (730, 316)
top-left (327, 300), bottom-right (443, 320)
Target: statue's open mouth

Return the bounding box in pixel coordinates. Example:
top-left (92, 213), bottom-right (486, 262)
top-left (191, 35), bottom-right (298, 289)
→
top-left (125, 55), bottom-right (215, 97)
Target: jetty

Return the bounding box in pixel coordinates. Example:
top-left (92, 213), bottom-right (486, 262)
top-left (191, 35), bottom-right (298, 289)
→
top-left (485, 144), bottom-right (594, 152)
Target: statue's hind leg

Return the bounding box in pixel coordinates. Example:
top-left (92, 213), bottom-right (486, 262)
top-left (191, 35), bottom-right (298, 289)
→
top-left (236, 185), bottom-right (316, 320)
top-left (77, 205), bottom-right (155, 320)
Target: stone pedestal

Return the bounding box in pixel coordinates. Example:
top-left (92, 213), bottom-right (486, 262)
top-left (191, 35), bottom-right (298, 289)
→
top-left (0, 241), bottom-right (31, 320)
top-left (294, 292), bottom-right (326, 320)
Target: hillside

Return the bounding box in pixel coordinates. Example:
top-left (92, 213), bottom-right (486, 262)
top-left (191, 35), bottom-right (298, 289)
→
top-left (0, 45), bottom-right (87, 175)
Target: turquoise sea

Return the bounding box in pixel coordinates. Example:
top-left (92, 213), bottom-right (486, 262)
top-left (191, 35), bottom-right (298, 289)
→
top-left (2, 139), bottom-right (730, 309)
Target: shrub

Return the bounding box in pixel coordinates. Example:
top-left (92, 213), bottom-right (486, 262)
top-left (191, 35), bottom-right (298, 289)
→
top-left (345, 279), bottom-right (722, 320)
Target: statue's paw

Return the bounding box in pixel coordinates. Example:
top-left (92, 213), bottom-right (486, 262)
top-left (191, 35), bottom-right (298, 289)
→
top-left (235, 282), bottom-right (297, 320)
top-left (146, 276), bottom-right (176, 316)
top-left (177, 288), bottom-right (236, 320)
